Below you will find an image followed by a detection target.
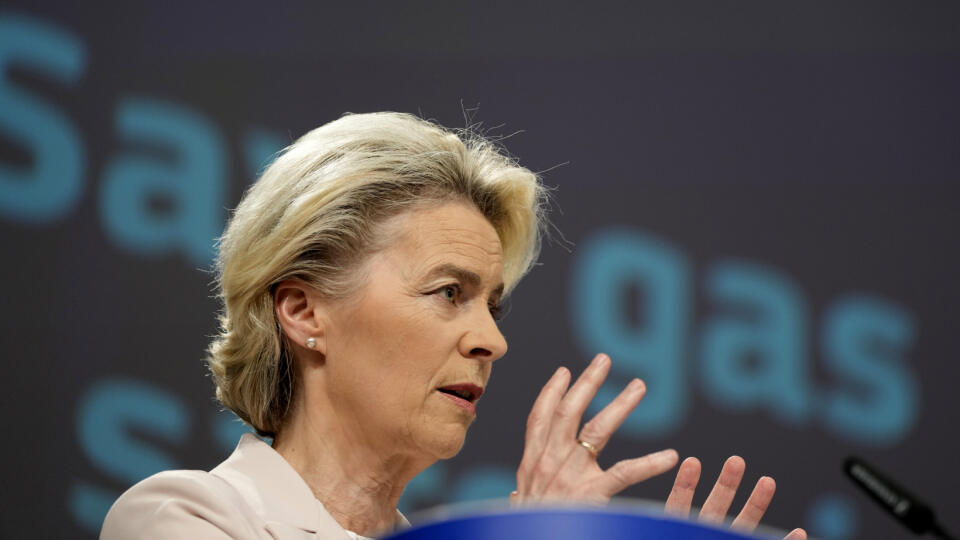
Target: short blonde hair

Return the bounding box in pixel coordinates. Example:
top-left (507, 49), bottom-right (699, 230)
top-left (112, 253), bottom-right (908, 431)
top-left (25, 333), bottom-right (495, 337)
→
top-left (208, 112), bottom-right (546, 437)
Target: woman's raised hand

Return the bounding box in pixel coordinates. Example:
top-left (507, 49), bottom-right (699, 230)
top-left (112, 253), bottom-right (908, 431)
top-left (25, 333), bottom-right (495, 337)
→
top-left (511, 353), bottom-right (807, 540)
top-left (511, 353), bottom-right (679, 504)
top-left (666, 456), bottom-right (807, 540)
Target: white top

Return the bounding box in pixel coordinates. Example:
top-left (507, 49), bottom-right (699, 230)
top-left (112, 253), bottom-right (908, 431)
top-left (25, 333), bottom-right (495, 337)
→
top-left (101, 433), bottom-right (408, 539)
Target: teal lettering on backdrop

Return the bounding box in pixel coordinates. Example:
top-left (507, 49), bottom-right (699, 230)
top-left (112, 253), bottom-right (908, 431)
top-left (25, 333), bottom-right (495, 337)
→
top-left (572, 228), bottom-right (918, 442)
top-left (0, 13), bottom-right (85, 222)
top-left (100, 98), bottom-right (226, 264)
top-left (573, 229), bottom-right (691, 435)
top-left (72, 379), bottom-right (188, 531)
top-left (700, 261), bottom-right (811, 423)
top-left (822, 296), bottom-right (917, 444)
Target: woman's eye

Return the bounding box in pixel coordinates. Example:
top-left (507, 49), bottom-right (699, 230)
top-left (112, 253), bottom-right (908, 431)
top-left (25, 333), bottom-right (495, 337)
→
top-left (439, 285), bottom-right (458, 303)
top-left (489, 303), bottom-right (502, 321)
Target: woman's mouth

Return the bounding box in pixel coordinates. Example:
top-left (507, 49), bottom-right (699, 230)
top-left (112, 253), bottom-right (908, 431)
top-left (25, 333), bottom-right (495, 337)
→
top-left (437, 383), bottom-right (483, 413)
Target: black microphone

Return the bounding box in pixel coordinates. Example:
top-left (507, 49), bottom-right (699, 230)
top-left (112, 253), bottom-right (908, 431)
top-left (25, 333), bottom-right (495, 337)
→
top-left (843, 456), bottom-right (954, 539)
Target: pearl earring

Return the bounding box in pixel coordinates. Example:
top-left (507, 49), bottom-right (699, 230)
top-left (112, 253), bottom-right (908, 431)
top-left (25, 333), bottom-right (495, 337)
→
top-left (305, 337), bottom-right (316, 349)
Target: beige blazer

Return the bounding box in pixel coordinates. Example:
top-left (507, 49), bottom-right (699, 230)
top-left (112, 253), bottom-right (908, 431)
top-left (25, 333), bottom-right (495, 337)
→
top-left (101, 433), bottom-right (407, 539)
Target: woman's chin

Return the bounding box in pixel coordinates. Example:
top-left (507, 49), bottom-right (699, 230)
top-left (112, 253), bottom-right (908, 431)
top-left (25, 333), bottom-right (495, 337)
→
top-left (419, 424), bottom-right (469, 460)
top-left (438, 438), bottom-right (467, 459)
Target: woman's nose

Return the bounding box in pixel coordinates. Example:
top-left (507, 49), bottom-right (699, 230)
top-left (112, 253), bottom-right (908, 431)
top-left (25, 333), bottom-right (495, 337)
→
top-left (459, 306), bottom-right (508, 362)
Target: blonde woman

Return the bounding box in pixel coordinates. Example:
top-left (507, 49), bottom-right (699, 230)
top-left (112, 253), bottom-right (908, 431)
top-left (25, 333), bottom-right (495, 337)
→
top-left (101, 112), bottom-right (806, 540)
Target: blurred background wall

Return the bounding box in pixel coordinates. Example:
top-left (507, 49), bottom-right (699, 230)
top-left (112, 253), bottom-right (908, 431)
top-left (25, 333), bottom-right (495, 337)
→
top-left (1, 2), bottom-right (958, 538)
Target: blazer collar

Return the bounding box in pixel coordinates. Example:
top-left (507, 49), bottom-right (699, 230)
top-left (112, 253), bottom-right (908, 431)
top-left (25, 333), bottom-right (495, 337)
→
top-left (211, 433), bottom-right (345, 535)
top-left (211, 434), bottom-right (409, 536)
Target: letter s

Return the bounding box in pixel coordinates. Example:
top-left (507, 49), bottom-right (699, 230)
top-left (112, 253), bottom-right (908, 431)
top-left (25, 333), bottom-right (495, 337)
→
top-left (0, 13), bottom-right (86, 222)
top-left (822, 296), bottom-right (918, 445)
top-left (71, 379), bottom-right (188, 532)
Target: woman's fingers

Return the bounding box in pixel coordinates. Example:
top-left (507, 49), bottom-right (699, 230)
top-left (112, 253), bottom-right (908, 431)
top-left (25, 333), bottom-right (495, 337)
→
top-left (698, 456), bottom-right (746, 524)
top-left (546, 377), bottom-right (648, 497)
top-left (664, 457), bottom-right (701, 517)
top-left (545, 354), bottom-right (611, 450)
top-left (729, 476), bottom-right (776, 532)
top-left (528, 355), bottom-right (611, 494)
top-left (576, 378), bottom-right (646, 454)
top-left (521, 367), bottom-right (571, 457)
top-left (517, 366), bottom-right (571, 492)
top-left (515, 355), bottom-right (688, 506)
top-left (663, 457), bottom-right (799, 537)
top-left (595, 449), bottom-right (679, 497)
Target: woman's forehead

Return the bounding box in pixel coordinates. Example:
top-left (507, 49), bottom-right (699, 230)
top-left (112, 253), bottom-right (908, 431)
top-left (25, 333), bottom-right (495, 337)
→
top-left (377, 203), bottom-right (504, 280)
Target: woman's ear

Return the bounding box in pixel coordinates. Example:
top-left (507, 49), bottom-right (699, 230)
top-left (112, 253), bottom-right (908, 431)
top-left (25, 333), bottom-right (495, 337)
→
top-left (274, 280), bottom-right (327, 355)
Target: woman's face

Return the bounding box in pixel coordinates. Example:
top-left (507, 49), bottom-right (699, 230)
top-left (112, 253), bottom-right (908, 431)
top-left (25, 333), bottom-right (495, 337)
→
top-left (319, 202), bottom-right (508, 460)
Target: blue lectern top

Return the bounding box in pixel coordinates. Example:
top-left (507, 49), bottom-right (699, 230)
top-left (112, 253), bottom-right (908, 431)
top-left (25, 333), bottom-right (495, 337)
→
top-left (384, 506), bottom-right (771, 540)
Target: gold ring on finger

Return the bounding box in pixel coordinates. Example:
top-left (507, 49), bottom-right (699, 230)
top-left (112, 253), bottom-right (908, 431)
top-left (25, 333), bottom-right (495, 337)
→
top-left (576, 438), bottom-right (600, 457)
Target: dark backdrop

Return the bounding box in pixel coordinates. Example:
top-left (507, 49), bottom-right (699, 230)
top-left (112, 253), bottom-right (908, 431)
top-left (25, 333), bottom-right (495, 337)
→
top-left (1, 2), bottom-right (958, 539)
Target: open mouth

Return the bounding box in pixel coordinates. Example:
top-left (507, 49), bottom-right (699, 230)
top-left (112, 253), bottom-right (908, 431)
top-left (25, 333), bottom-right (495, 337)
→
top-left (437, 383), bottom-right (483, 404)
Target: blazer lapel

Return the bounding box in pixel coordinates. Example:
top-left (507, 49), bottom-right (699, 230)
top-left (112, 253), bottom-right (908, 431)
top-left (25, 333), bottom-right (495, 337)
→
top-left (212, 434), bottom-right (352, 540)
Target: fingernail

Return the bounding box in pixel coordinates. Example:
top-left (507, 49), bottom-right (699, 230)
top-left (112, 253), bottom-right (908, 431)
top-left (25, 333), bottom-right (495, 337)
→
top-left (628, 378), bottom-right (644, 393)
top-left (593, 353), bottom-right (610, 368)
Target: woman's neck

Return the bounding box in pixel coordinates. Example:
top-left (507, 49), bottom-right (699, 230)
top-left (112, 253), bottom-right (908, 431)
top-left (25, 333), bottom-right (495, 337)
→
top-left (271, 393), bottom-right (431, 536)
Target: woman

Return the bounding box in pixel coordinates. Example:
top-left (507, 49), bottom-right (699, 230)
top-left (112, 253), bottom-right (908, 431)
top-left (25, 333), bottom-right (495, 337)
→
top-left (101, 112), bottom-right (806, 539)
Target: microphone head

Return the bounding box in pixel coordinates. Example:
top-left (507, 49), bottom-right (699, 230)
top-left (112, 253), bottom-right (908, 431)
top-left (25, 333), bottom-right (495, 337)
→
top-left (843, 456), bottom-right (935, 534)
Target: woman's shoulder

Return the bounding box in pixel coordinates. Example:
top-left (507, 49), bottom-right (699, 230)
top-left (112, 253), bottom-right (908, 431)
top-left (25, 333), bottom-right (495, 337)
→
top-left (107, 469), bottom-right (238, 505)
top-left (100, 469), bottom-right (263, 539)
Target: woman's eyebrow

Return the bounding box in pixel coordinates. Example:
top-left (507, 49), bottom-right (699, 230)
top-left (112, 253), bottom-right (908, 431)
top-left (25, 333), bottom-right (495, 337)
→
top-left (425, 263), bottom-right (504, 296)
top-left (425, 263), bottom-right (482, 288)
